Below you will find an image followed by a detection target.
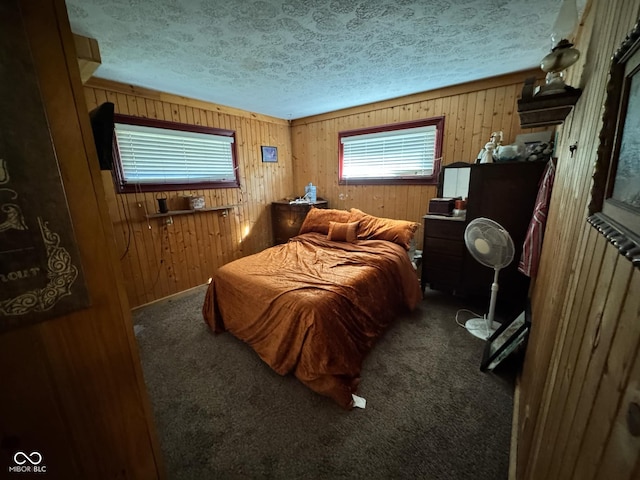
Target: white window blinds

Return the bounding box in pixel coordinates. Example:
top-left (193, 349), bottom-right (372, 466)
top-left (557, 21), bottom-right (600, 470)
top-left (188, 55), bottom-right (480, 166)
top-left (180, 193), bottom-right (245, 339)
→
top-left (114, 123), bottom-right (236, 185)
top-left (341, 125), bottom-right (437, 179)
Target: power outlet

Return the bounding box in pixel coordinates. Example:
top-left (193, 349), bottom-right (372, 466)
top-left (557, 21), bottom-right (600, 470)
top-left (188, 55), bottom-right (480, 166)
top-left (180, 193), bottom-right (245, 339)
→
top-left (165, 216), bottom-right (173, 225)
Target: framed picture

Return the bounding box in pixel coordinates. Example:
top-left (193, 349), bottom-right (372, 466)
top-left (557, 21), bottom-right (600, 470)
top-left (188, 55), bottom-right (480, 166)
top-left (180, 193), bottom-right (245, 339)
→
top-left (480, 304), bottom-right (531, 372)
top-left (588, 22), bottom-right (640, 269)
top-left (261, 146), bottom-right (278, 163)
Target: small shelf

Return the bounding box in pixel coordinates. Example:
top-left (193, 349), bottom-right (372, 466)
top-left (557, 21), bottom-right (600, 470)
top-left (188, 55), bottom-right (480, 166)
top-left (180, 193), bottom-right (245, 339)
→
top-left (146, 205), bottom-right (236, 219)
top-left (517, 78), bottom-right (582, 128)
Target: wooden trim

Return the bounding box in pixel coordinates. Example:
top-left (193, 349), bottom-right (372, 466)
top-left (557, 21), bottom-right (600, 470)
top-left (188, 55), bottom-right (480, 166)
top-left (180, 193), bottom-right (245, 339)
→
top-left (338, 116), bottom-right (444, 185)
top-left (8, 0), bottom-right (167, 476)
top-left (573, 0), bottom-right (595, 49)
top-left (112, 113), bottom-right (241, 193)
top-left (131, 282), bottom-right (209, 311)
top-left (58, 1), bottom-right (167, 476)
top-left (292, 69), bottom-right (544, 126)
top-left (72, 33), bottom-right (101, 83)
top-left (115, 113), bottom-right (235, 136)
top-left (588, 213), bottom-right (640, 268)
top-left (86, 77), bottom-right (290, 125)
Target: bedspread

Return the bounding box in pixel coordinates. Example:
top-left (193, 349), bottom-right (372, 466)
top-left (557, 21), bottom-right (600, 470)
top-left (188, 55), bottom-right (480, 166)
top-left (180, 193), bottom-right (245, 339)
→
top-left (202, 232), bottom-right (422, 408)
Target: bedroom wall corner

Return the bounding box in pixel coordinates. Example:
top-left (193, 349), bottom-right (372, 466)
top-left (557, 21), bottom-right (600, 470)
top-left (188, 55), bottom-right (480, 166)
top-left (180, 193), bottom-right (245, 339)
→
top-left (289, 71), bottom-right (549, 246)
top-left (83, 82), bottom-right (295, 307)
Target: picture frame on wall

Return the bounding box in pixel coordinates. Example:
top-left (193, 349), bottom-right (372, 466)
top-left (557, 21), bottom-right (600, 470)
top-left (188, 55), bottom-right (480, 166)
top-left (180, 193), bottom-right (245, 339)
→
top-left (588, 21), bottom-right (640, 269)
top-left (261, 146), bottom-right (278, 163)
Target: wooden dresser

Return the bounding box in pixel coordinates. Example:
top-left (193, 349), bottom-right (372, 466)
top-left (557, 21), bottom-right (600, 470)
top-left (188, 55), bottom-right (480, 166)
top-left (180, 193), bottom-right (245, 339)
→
top-left (421, 215), bottom-right (466, 293)
top-left (271, 199), bottom-right (328, 244)
top-left (422, 161), bottom-right (548, 313)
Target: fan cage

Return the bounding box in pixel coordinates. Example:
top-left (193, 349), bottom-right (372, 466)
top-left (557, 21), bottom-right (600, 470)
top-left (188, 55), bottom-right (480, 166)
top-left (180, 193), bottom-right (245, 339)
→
top-left (464, 217), bottom-right (515, 269)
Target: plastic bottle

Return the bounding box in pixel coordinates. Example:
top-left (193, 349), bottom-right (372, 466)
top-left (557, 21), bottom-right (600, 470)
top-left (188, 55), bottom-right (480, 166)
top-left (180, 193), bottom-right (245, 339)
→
top-left (305, 182), bottom-right (317, 203)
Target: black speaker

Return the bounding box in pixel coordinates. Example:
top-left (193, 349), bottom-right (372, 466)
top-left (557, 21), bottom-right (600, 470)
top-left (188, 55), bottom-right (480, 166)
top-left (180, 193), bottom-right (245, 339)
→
top-left (89, 102), bottom-right (115, 170)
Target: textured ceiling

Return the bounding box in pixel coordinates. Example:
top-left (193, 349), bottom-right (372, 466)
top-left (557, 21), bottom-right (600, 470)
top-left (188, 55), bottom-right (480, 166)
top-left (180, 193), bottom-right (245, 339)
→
top-left (65, 0), bottom-right (585, 120)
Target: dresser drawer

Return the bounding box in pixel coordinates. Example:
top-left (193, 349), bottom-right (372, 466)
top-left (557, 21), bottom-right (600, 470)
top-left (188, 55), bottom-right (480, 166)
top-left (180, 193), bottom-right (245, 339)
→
top-left (423, 252), bottom-right (463, 271)
top-left (272, 203), bottom-right (311, 217)
top-left (424, 237), bottom-right (465, 257)
top-left (423, 266), bottom-right (462, 288)
top-left (424, 218), bottom-right (465, 240)
top-left (421, 216), bottom-right (466, 293)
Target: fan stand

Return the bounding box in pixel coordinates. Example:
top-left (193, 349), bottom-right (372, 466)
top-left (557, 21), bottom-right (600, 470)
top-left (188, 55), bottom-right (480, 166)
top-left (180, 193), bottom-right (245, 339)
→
top-left (465, 318), bottom-right (501, 340)
top-left (466, 268), bottom-right (501, 340)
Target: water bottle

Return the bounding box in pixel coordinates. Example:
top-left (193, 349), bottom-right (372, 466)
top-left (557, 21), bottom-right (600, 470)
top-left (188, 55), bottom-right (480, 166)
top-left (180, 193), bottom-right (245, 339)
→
top-left (305, 182), bottom-right (317, 203)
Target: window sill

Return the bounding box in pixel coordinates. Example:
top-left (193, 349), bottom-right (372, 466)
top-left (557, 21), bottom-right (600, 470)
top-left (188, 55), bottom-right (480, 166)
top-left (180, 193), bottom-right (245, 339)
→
top-left (337, 177), bottom-right (439, 186)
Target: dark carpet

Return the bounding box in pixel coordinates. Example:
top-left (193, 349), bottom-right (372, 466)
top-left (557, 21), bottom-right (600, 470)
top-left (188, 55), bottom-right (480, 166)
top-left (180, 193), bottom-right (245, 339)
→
top-left (132, 286), bottom-right (516, 480)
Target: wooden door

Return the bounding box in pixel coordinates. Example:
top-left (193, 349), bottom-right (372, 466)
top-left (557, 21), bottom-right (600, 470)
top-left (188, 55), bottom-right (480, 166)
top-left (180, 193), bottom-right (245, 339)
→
top-left (0, 1), bottom-right (164, 478)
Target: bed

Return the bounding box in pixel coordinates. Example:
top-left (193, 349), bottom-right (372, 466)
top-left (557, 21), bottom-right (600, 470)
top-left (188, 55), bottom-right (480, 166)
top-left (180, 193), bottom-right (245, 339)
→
top-left (202, 207), bottom-right (423, 408)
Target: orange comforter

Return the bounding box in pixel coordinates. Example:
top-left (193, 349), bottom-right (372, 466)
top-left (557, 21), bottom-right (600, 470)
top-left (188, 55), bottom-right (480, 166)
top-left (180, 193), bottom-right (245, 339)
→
top-left (202, 232), bottom-right (422, 408)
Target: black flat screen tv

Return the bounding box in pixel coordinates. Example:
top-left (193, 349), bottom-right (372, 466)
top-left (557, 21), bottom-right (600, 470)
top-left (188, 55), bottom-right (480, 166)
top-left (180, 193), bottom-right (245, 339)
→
top-left (89, 101), bottom-right (115, 170)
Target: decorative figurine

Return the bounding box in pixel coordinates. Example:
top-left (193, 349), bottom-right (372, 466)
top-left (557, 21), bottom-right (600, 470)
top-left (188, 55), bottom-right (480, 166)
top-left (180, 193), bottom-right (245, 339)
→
top-left (477, 131), bottom-right (503, 164)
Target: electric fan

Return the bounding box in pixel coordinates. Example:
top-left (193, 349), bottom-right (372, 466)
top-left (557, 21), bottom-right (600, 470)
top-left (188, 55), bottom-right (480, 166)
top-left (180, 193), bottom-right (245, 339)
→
top-left (463, 217), bottom-right (515, 340)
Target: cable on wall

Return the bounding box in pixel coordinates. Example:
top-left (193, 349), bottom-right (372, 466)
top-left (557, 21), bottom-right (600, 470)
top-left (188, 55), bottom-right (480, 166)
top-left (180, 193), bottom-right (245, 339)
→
top-left (118, 193), bottom-right (132, 260)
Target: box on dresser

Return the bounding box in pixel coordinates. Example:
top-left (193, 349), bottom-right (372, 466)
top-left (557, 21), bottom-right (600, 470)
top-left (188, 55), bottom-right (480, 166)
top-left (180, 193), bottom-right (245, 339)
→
top-left (428, 197), bottom-right (456, 216)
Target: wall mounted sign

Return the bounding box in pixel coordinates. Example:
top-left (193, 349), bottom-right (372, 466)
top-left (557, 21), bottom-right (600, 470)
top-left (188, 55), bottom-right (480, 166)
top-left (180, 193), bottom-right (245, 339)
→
top-left (0, 0), bottom-right (89, 332)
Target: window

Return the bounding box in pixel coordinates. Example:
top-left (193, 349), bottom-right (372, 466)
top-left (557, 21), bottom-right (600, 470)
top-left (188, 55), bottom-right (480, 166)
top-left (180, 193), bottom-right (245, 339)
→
top-left (339, 117), bottom-right (444, 185)
top-left (112, 115), bottom-right (239, 193)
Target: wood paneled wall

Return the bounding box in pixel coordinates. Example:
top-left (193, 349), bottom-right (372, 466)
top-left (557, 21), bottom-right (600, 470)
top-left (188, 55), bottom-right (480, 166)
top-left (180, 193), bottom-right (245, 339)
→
top-left (86, 70), bottom-right (547, 308)
top-left (518, 0), bottom-right (640, 478)
top-left (0, 1), bottom-right (163, 478)
top-left (83, 81), bottom-right (293, 308)
top-left (290, 71), bottom-right (549, 246)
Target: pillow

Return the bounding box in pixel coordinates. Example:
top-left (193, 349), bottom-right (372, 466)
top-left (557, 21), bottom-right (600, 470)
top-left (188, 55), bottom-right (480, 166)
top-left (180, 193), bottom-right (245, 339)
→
top-left (348, 208), bottom-right (419, 250)
top-left (299, 208), bottom-right (351, 235)
top-left (327, 221), bottom-right (359, 243)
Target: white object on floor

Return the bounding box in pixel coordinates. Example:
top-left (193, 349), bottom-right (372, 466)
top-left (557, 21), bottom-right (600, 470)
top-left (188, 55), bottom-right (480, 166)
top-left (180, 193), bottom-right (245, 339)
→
top-left (351, 394), bottom-right (366, 409)
top-left (465, 318), bottom-right (502, 341)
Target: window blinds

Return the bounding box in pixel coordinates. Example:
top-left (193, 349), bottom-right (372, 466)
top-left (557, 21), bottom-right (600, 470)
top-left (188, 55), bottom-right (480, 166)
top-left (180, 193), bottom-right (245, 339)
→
top-left (341, 125), bottom-right (437, 179)
top-left (114, 123), bottom-right (235, 185)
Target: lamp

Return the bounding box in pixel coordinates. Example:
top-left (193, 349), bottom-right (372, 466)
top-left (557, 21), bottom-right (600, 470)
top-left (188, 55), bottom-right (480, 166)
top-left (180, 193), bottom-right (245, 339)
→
top-left (537, 0), bottom-right (580, 95)
top-left (517, 0), bottom-right (583, 127)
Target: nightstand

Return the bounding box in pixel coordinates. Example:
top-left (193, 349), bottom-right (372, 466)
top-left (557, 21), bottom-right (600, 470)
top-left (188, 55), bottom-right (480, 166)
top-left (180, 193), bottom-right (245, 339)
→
top-left (271, 199), bottom-right (328, 245)
top-left (421, 215), bottom-right (466, 294)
